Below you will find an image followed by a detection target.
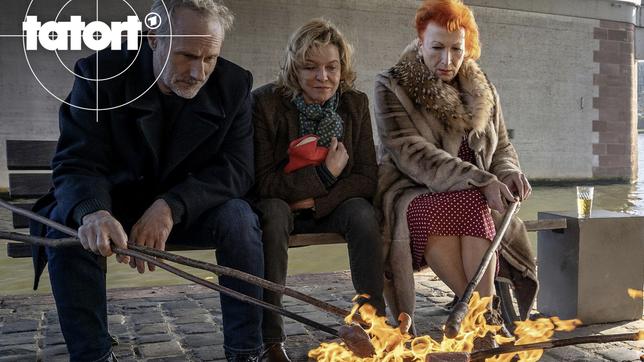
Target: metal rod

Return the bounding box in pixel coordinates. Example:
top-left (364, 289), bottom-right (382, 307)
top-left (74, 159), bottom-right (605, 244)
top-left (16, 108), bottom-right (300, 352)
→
top-left (470, 331), bottom-right (642, 360)
top-left (444, 201), bottom-right (520, 338)
top-left (0, 198), bottom-right (357, 322)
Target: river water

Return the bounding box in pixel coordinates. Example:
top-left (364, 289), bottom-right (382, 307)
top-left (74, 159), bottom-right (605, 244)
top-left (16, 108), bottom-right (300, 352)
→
top-left (1, 135), bottom-right (642, 295)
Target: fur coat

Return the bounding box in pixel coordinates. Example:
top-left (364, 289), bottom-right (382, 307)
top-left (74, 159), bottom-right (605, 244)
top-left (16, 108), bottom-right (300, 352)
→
top-left (374, 41), bottom-right (538, 324)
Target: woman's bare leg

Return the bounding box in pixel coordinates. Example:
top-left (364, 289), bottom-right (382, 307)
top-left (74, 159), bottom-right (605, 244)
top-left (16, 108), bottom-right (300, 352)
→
top-left (423, 235), bottom-right (469, 298)
top-left (461, 236), bottom-right (496, 297)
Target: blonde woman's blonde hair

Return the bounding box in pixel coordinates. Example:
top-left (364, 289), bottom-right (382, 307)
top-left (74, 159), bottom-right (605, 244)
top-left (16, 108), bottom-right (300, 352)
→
top-left (276, 18), bottom-right (356, 99)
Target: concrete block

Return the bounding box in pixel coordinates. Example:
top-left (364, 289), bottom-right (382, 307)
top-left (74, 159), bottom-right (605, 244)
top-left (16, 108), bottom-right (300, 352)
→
top-left (537, 211), bottom-right (644, 324)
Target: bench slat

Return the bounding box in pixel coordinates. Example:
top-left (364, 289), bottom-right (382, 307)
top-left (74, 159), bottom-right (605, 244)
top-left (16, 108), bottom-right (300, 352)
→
top-left (524, 218), bottom-right (567, 231)
top-left (288, 233), bottom-right (345, 247)
top-left (9, 173), bottom-right (52, 199)
top-left (11, 202), bottom-right (35, 229)
top-left (6, 140), bottom-right (56, 171)
top-left (6, 243), bottom-right (32, 258)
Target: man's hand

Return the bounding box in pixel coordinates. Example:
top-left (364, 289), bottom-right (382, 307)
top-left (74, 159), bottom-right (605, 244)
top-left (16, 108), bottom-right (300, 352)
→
top-left (501, 172), bottom-right (532, 201)
top-left (79, 210), bottom-right (129, 264)
top-left (480, 179), bottom-right (518, 213)
top-left (128, 199), bottom-right (174, 273)
top-left (325, 137), bottom-right (349, 177)
top-left (289, 198), bottom-right (315, 211)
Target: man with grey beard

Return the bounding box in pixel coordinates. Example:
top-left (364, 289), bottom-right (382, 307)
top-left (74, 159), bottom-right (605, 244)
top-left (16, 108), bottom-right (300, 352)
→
top-left (30, 1), bottom-right (263, 360)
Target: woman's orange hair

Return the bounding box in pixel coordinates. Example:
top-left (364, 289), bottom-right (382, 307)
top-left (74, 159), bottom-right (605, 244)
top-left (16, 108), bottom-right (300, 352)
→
top-left (415, 0), bottom-right (481, 60)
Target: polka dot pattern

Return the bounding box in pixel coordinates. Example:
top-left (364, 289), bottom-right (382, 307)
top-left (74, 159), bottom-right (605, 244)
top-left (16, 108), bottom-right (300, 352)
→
top-left (406, 136), bottom-right (497, 271)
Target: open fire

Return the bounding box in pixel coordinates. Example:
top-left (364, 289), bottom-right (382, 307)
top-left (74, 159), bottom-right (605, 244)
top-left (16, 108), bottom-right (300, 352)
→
top-left (308, 293), bottom-right (584, 361)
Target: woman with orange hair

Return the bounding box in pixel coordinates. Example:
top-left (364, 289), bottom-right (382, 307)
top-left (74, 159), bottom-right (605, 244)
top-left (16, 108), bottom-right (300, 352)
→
top-left (374, 0), bottom-right (537, 344)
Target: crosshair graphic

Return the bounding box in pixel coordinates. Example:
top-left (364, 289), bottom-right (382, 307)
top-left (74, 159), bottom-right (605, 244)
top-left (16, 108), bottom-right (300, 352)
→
top-left (21, 0), bottom-right (173, 116)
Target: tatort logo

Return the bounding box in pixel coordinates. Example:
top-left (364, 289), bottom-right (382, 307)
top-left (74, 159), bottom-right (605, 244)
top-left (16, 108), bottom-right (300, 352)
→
top-left (22, 15), bottom-right (143, 51)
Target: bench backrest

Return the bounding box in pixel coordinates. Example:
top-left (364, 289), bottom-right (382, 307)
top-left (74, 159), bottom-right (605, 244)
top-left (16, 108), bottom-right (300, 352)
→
top-left (3, 139), bottom-right (567, 258)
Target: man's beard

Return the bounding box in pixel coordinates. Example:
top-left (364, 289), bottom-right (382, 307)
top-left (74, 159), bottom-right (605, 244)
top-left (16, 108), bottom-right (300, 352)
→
top-left (171, 79), bottom-right (202, 99)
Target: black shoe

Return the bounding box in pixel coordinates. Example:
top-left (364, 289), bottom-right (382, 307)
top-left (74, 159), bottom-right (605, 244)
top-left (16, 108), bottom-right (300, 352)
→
top-left (262, 343), bottom-right (291, 362)
top-left (225, 351), bottom-right (260, 362)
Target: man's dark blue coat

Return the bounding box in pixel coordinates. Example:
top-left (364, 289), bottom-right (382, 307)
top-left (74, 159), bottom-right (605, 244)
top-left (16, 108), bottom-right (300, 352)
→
top-left (31, 41), bottom-right (254, 287)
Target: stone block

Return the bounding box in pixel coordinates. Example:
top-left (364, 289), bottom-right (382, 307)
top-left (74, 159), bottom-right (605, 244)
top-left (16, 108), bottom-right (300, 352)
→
top-left (537, 211), bottom-right (644, 324)
top-left (135, 323), bottom-right (168, 335)
top-left (180, 332), bottom-right (223, 349)
top-left (0, 319), bottom-right (38, 334)
top-left (176, 322), bottom-right (217, 335)
top-left (597, 347), bottom-right (642, 361)
top-left (138, 341), bottom-right (182, 358)
top-left (191, 346), bottom-right (226, 361)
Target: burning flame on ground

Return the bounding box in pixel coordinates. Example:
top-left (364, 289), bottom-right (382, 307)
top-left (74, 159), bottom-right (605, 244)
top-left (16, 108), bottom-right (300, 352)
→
top-left (627, 288), bottom-right (643, 299)
top-left (308, 293), bottom-right (582, 362)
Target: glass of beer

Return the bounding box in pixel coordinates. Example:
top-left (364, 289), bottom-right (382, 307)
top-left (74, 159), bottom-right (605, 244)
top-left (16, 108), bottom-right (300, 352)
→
top-left (576, 186), bottom-right (594, 218)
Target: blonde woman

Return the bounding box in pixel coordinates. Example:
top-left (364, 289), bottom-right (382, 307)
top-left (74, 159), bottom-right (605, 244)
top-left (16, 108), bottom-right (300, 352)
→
top-left (252, 18), bottom-right (385, 361)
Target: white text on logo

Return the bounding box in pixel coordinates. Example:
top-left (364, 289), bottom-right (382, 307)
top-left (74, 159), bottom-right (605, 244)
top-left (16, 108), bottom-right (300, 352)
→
top-left (23, 16), bottom-right (142, 51)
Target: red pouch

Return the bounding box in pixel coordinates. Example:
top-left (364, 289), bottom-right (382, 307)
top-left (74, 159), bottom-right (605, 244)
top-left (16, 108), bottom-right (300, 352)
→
top-left (284, 134), bottom-right (329, 174)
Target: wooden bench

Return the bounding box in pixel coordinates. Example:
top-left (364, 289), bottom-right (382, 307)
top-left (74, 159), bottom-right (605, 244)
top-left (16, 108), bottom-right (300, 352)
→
top-left (3, 139), bottom-right (569, 329)
top-left (3, 139), bottom-right (567, 257)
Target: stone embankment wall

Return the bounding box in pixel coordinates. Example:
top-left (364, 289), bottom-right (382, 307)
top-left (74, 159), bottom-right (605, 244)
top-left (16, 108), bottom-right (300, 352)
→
top-left (0, 0), bottom-right (638, 189)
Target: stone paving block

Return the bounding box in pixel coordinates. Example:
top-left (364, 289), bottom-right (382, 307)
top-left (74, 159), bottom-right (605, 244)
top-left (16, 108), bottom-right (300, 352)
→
top-left (180, 332), bottom-right (223, 349)
top-left (135, 323), bottom-right (169, 335)
top-left (0, 319), bottom-right (38, 334)
top-left (284, 322), bottom-right (308, 336)
top-left (134, 333), bottom-right (173, 344)
top-left (544, 345), bottom-right (603, 361)
top-left (188, 293), bottom-right (219, 301)
top-left (198, 298), bottom-right (220, 310)
top-left (598, 347), bottom-right (643, 361)
top-left (175, 322), bottom-right (217, 335)
top-left (0, 343), bottom-right (37, 355)
top-left (0, 331), bottom-right (35, 346)
top-left (108, 314), bottom-right (126, 324)
top-left (130, 312), bottom-right (166, 325)
top-left (162, 300), bottom-right (200, 311)
top-left (139, 341), bottom-right (183, 358)
top-left (191, 345), bottom-right (226, 361)
top-left (0, 355), bottom-right (37, 362)
top-left (42, 332), bottom-right (66, 346)
top-left (172, 313), bottom-right (211, 325)
top-left (146, 356), bottom-right (190, 362)
top-left (41, 344), bottom-right (70, 358)
top-left (108, 323), bottom-right (129, 336)
top-left (166, 307), bottom-right (209, 318)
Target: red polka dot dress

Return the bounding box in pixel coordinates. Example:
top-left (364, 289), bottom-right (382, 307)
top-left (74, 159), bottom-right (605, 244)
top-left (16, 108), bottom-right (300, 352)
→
top-left (406, 136), bottom-right (496, 271)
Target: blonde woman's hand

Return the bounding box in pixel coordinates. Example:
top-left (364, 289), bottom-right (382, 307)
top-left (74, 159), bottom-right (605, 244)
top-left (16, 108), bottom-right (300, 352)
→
top-left (325, 137), bottom-right (349, 177)
top-left (480, 180), bottom-right (518, 213)
top-left (501, 172), bottom-right (532, 201)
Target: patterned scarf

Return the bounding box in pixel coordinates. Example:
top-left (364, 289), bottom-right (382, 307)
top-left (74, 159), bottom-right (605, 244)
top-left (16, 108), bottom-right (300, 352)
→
top-left (293, 92), bottom-right (344, 147)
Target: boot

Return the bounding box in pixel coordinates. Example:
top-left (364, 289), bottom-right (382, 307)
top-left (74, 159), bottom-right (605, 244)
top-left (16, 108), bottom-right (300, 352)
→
top-left (473, 295), bottom-right (511, 353)
top-left (262, 343), bottom-right (291, 362)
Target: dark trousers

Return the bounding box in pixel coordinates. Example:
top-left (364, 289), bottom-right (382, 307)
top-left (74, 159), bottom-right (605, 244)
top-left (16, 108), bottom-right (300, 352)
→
top-left (256, 197), bottom-right (385, 343)
top-left (44, 199), bottom-right (264, 361)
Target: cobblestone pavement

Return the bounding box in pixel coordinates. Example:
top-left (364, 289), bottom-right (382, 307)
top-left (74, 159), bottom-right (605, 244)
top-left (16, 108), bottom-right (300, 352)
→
top-left (0, 271), bottom-right (642, 361)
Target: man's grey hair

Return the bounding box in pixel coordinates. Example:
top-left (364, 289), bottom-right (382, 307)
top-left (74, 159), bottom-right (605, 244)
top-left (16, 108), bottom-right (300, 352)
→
top-left (150, 0), bottom-right (234, 37)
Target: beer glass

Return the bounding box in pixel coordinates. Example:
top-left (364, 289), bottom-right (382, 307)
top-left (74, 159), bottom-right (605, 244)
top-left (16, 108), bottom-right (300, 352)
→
top-left (576, 186), bottom-right (594, 218)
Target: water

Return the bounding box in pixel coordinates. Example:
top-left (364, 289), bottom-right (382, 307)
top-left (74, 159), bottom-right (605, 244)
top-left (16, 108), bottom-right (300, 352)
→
top-left (1, 135), bottom-right (642, 296)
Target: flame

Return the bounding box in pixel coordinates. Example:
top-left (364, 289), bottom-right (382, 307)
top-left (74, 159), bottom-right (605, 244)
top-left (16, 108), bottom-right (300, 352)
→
top-left (627, 288), bottom-right (643, 299)
top-left (308, 293), bottom-right (583, 362)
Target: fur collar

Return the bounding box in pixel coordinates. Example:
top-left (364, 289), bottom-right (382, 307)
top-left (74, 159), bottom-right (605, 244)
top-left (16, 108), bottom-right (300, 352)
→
top-left (390, 40), bottom-right (495, 134)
